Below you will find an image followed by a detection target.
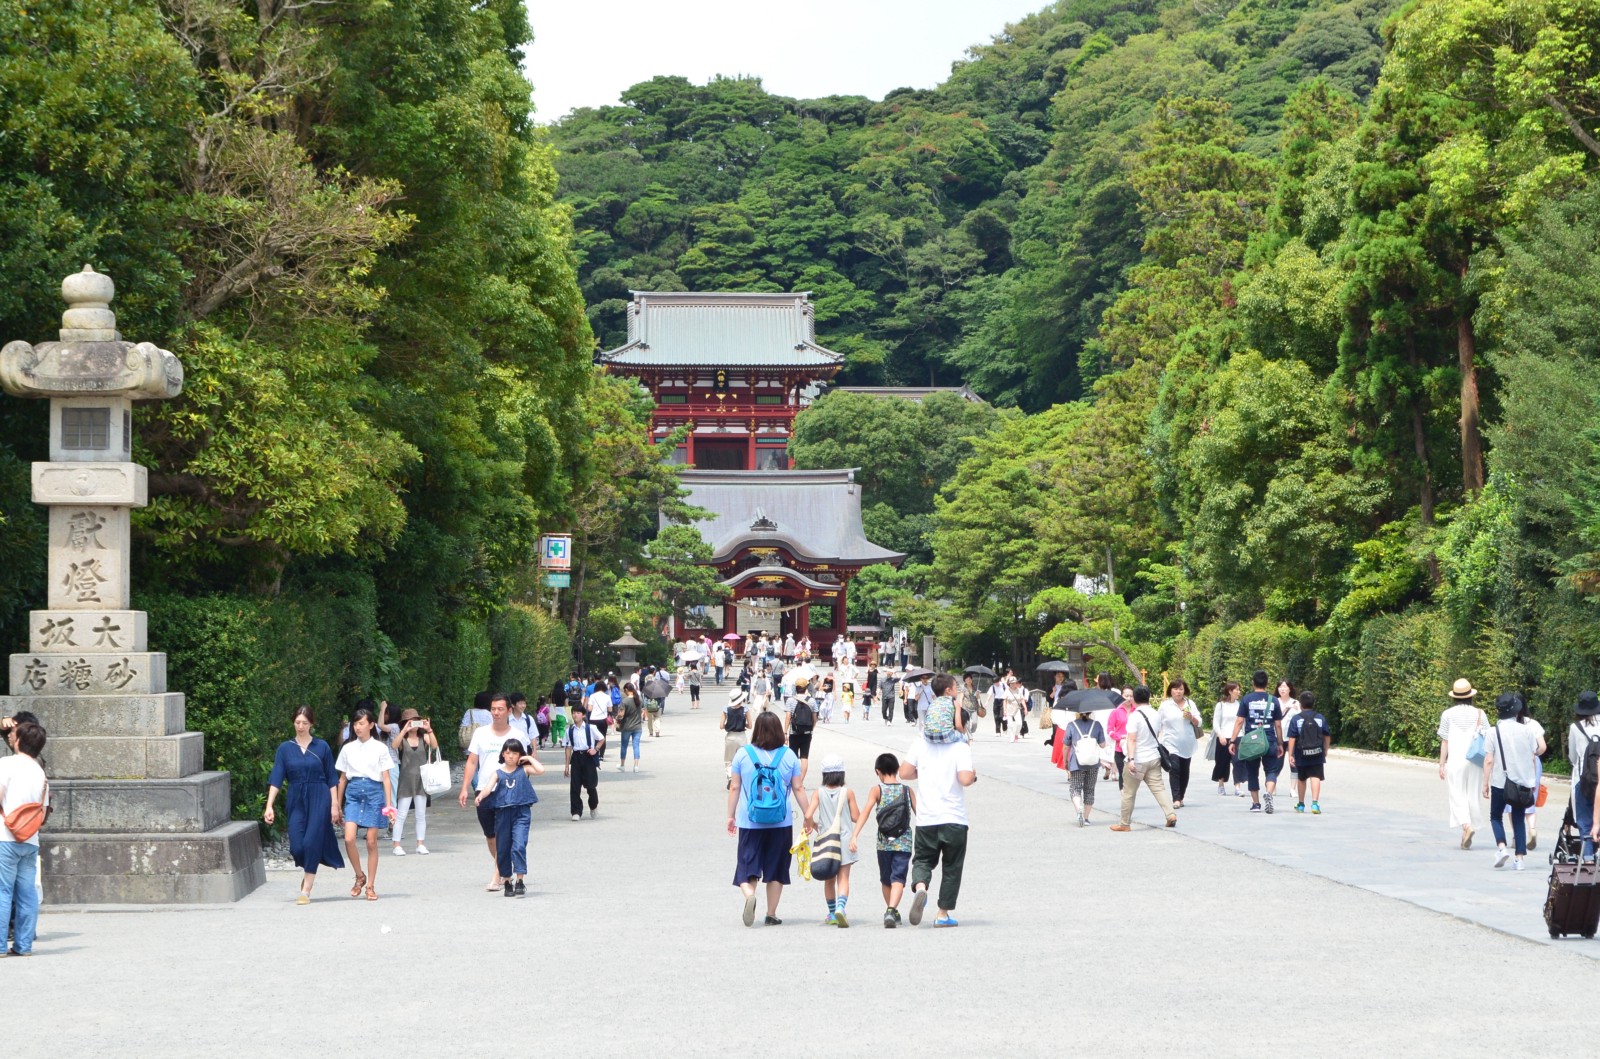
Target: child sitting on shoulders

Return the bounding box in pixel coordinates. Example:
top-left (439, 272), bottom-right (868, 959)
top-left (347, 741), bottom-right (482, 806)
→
top-left (920, 673), bottom-right (965, 743)
top-left (475, 738), bottom-right (545, 897)
top-left (850, 751), bottom-right (917, 928)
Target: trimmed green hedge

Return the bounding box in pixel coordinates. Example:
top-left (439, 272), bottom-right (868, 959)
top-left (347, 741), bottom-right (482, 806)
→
top-left (147, 584), bottom-right (561, 821)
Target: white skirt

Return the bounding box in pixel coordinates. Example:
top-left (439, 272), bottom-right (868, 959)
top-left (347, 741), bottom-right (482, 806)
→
top-left (1445, 757), bottom-right (1481, 829)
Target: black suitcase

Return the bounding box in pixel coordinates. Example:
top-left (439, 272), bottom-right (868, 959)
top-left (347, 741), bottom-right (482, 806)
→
top-left (1543, 861), bottom-right (1600, 939)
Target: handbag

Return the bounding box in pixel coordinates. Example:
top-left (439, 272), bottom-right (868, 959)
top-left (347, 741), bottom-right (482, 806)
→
top-left (420, 747), bottom-right (452, 797)
top-left (1465, 727), bottom-right (1488, 767)
top-left (1237, 725), bottom-right (1270, 762)
top-left (809, 793), bottom-right (845, 882)
top-left (1495, 726), bottom-right (1537, 810)
top-left (1141, 712), bottom-right (1173, 772)
top-left (1040, 704), bottom-right (1054, 731)
top-left (1204, 734), bottom-right (1217, 762)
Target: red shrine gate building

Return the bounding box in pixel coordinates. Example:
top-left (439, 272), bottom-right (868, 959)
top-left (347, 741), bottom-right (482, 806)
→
top-left (596, 291), bottom-right (904, 645)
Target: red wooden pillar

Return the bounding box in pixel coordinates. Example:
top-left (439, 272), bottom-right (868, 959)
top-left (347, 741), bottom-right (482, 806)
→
top-left (723, 598), bottom-right (739, 637)
top-left (798, 603), bottom-right (810, 636)
top-left (685, 426), bottom-right (696, 467)
top-left (747, 428), bottom-right (757, 470)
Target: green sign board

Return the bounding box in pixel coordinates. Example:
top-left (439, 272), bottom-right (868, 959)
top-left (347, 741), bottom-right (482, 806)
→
top-left (541, 572), bottom-right (571, 588)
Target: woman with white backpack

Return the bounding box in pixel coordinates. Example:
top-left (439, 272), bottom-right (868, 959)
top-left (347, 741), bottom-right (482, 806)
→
top-left (1063, 707), bottom-right (1108, 827)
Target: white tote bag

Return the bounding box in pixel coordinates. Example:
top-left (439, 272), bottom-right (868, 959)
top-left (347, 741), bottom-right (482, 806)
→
top-left (420, 747), bottom-right (452, 796)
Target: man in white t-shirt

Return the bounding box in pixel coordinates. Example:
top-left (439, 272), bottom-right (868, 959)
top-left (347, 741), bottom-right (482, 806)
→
top-left (901, 728), bottom-right (977, 928)
top-left (1113, 686), bottom-right (1177, 831)
top-left (458, 694), bottom-right (527, 890)
top-left (0, 720), bottom-right (48, 956)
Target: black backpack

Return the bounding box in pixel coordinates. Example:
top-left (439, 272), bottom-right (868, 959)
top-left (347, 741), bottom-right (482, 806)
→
top-left (726, 705), bottom-right (747, 733)
top-left (877, 786), bottom-right (910, 839)
top-left (1296, 713), bottom-right (1326, 757)
top-left (1580, 731), bottom-right (1600, 795)
top-left (791, 698), bottom-right (815, 733)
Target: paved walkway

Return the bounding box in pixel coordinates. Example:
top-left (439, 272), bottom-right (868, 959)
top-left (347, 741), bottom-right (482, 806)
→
top-left (9, 682), bottom-right (1600, 1057)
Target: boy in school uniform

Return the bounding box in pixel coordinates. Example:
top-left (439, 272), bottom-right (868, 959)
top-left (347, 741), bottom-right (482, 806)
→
top-left (563, 703), bottom-right (605, 820)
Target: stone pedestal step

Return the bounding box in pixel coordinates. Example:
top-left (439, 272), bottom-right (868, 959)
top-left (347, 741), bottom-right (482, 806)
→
top-left (47, 731), bottom-right (203, 779)
top-left (0, 691), bottom-right (186, 736)
top-left (42, 820), bottom-right (264, 904)
top-left (10, 649), bottom-right (165, 695)
top-left (49, 771), bottom-right (232, 834)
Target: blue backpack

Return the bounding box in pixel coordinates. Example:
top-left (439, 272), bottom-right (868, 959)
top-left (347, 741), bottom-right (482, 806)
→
top-left (742, 745), bottom-right (787, 826)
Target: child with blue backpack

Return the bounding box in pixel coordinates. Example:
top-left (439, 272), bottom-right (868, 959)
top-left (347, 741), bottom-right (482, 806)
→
top-left (475, 738), bottom-right (545, 897)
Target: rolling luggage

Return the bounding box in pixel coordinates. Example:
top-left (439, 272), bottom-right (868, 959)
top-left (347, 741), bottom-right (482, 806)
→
top-left (1551, 804), bottom-right (1583, 866)
top-left (1543, 860), bottom-right (1600, 939)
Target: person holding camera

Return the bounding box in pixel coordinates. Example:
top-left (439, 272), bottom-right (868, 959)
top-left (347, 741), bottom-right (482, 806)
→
top-left (390, 708), bottom-right (437, 856)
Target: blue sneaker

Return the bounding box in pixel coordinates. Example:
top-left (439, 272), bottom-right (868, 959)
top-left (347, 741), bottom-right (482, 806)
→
top-left (933, 915), bottom-right (959, 928)
top-left (1311, 802), bottom-right (1321, 814)
top-left (1295, 803), bottom-right (1305, 813)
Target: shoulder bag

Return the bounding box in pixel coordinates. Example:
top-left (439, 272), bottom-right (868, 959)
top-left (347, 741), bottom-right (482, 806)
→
top-left (809, 792), bottom-right (845, 881)
top-left (1495, 725), bottom-right (1537, 810)
top-left (420, 746), bottom-right (452, 797)
top-left (1464, 710), bottom-right (1488, 766)
top-left (1140, 712), bottom-right (1173, 772)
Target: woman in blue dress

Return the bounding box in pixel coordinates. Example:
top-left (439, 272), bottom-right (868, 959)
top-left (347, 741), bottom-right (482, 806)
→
top-left (264, 705), bottom-right (345, 904)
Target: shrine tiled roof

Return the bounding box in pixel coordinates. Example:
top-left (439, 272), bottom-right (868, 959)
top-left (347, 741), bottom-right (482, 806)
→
top-left (597, 292), bottom-right (844, 369)
top-left (669, 469), bottom-right (905, 567)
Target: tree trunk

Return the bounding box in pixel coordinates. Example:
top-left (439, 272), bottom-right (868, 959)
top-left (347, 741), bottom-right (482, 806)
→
top-left (1457, 293), bottom-right (1484, 494)
top-left (1405, 334), bottom-right (1435, 526)
top-left (1105, 543), bottom-right (1116, 595)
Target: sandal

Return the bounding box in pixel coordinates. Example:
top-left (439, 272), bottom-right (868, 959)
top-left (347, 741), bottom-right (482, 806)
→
top-left (364, 886), bottom-right (378, 902)
top-left (350, 872), bottom-right (367, 898)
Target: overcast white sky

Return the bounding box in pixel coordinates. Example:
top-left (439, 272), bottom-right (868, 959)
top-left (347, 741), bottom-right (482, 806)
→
top-left (524, 0), bottom-right (1049, 122)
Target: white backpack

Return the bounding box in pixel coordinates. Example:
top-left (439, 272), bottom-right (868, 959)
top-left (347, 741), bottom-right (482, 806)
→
top-left (1070, 722), bottom-right (1102, 768)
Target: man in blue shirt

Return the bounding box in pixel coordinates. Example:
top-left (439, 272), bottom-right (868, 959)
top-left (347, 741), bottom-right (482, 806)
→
top-left (1229, 670), bottom-right (1284, 813)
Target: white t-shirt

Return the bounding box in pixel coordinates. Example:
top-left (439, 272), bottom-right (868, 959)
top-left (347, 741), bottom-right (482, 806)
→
top-left (1437, 703), bottom-right (1487, 762)
top-left (906, 736), bottom-right (974, 826)
top-left (1127, 706), bottom-right (1166, 765)
top-left (1158, 699), bottom-right (1200, 758)
top-left (587, 689), bottom-right (613, 719)
top-left (1488, 720), bottom-right (1541, 789)
top-left (334, 737), bottom-right (395, 782)
top-left (1211, 700), bottom-right (1236, 735)
top-left (0, 754), bottom-right (48, 845)
top-left (467, 724), bottom-right (526, 791)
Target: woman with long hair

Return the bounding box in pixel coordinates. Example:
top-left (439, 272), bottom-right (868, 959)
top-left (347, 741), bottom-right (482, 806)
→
top-left (265, 706), bottom-right (345, 904)
top-left (1212, 682), bottom-right (1242, 796)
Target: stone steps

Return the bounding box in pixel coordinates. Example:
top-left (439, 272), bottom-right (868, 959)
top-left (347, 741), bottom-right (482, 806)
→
top-left (41, 821), bottom-right (265, 904)
top-left (47, 771), bottom-right (233, 833)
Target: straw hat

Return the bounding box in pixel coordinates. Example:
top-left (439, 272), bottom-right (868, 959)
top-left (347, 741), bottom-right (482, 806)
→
top-left (1449, 678), bottom-right (1478, 700)
top-left (400, 708), bottom-right (420, 721)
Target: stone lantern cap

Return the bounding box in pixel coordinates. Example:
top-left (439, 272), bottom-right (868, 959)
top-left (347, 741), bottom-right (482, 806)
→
top-left (0, 266), bottom-right (183, 399)
top-left (610, 625), bottom-right (646, 649)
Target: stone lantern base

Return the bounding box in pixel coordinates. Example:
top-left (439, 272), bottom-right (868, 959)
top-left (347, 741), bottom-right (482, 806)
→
top-left (0, 690), bottom-right (265, 903)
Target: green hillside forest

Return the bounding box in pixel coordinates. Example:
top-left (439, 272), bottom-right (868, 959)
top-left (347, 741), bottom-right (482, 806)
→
top-left (3, 0), bottom-right (1600, 814)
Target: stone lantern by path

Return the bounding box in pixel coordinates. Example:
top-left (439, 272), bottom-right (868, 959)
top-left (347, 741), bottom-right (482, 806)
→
top-left (0, 267), bottom-right (264, 903)
top-left (610, 625), bottom-right (645, 680)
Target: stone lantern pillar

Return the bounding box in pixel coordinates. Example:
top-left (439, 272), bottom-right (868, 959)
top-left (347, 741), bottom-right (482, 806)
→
top-left (0, 267), bottom-right (264, 903)
top-left (610, 626), bottom-right (645, 680)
